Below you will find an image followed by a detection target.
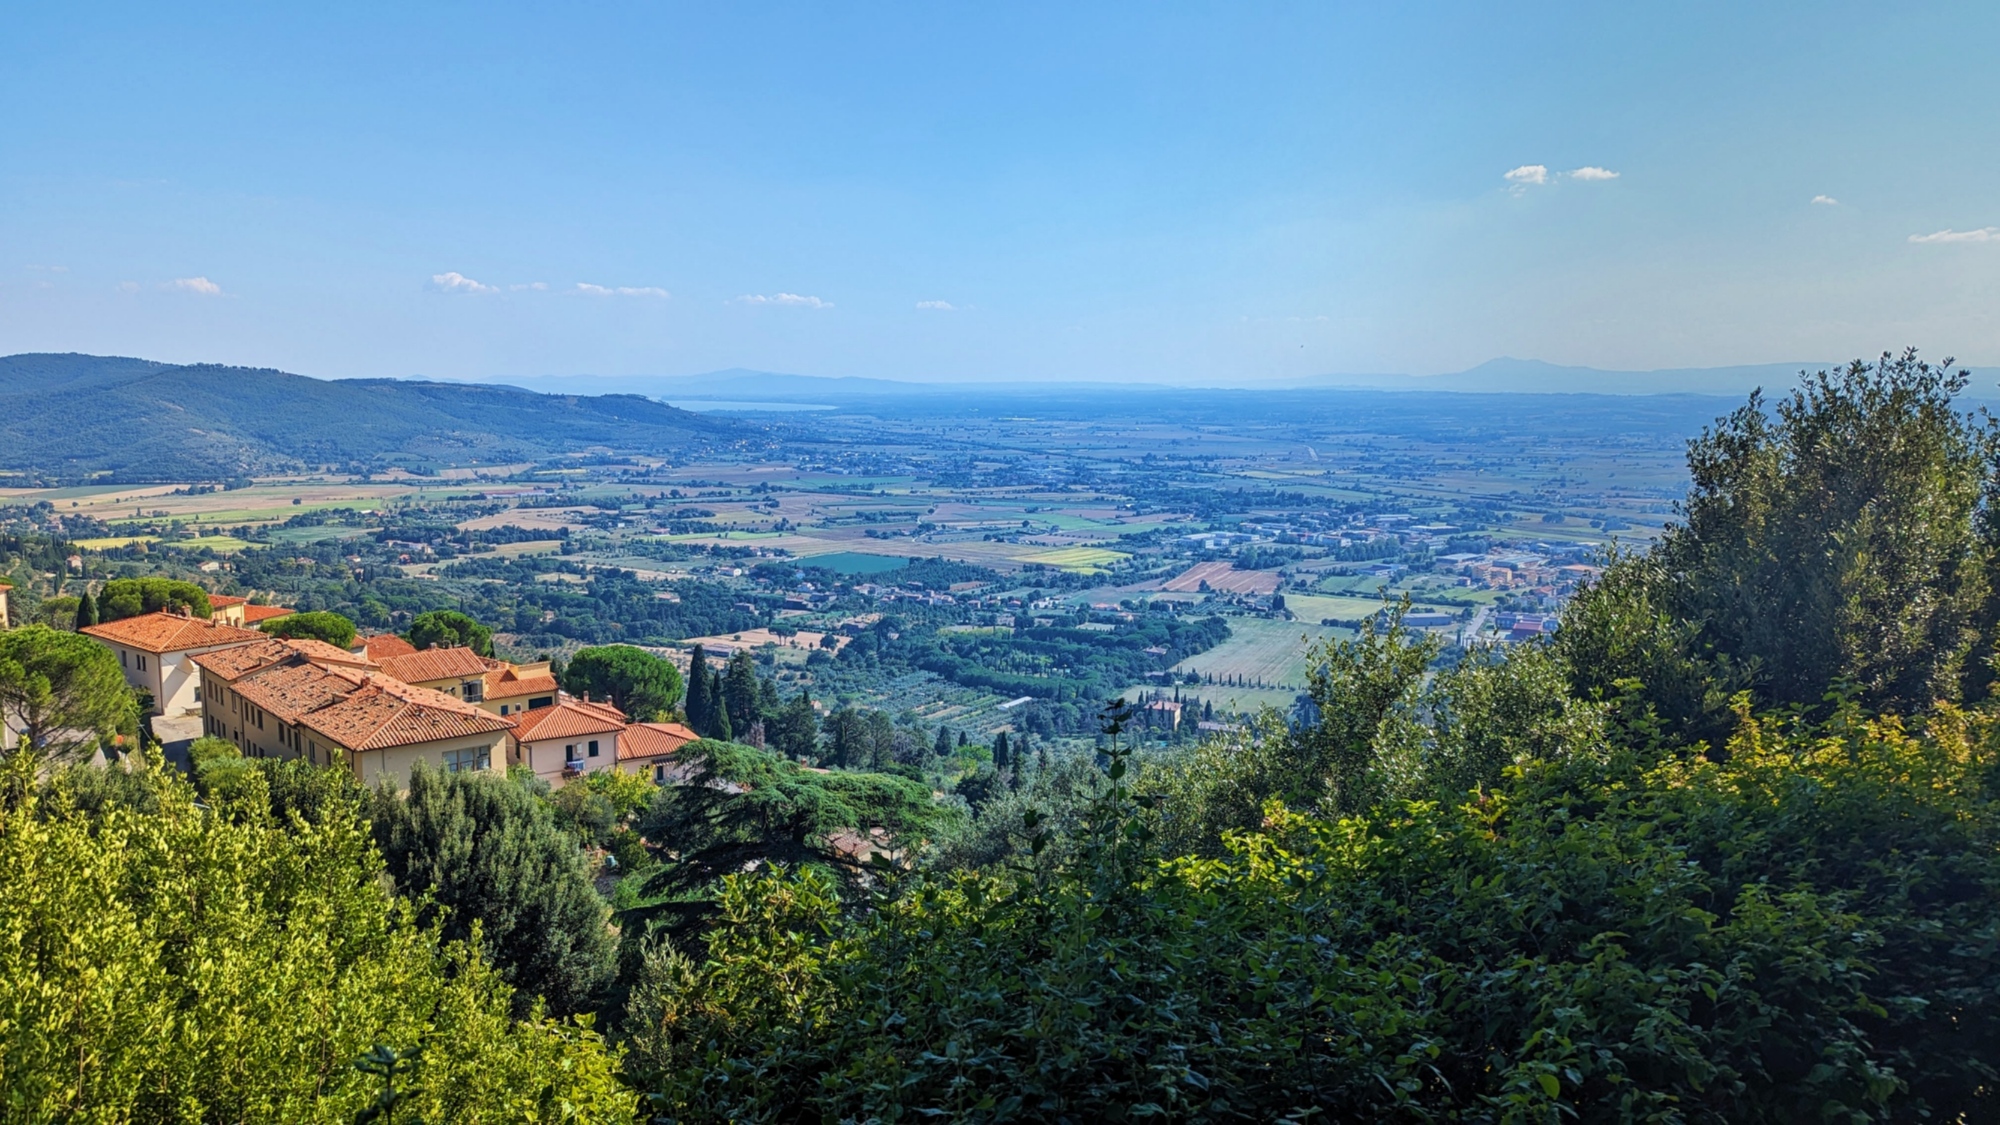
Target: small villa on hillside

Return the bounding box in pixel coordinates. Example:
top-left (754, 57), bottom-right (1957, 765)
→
top-left (511, 696), bottom-right (630, 786)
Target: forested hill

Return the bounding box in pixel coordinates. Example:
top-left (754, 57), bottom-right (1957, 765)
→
top-left (0, 353), bottom-right (737, 482)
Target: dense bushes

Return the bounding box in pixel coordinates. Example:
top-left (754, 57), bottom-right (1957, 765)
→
top-left (623, 705), bottom-right (2000, 1122)
top-left (1, 755), bottom-right (635, 1123)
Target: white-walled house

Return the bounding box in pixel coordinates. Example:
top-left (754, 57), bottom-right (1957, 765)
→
top-left (510, 696), bottom-right (628, 787)
top-left (82, 610), bottom-right (266, 715)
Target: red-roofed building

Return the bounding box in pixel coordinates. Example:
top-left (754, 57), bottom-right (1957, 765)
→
top-left (510, 696), bottom-right (628, 785)
top-left (206, 594), bottom-right (249, 625)
top-left (83, 611), bottom-right (266, 715)
top-left (618, 720), bottom-right (699, 783)
top-left (297, 674), bottom-right (515, 786)
top-left (376, 646), bottom-right (495, 703)
top-left (241, 603), bottom-right (295, 626)
top-left (359, 634), bottom-right (418, 660)
top-left (480, 661), bottom-right (560, 717)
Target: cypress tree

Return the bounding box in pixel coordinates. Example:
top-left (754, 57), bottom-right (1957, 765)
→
top-left (710, 666), bottom-right (734, 742)
top-left (74, 589), bottom-right (98, 630)
top-left (370, 764), bottom-right (616, 1016)
top-left (685, 645), bottom-right (711, 734)
top-left (993, 731), bottom-right (1010, 770)
top-left (934, 726), bottom-right (954, 758)
top-left (722, 650), bottom-right (760, 736)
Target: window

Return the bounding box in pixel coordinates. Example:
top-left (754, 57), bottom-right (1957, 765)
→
top-left (498, 703), bottom-right (509, 715)
top-left (120, 651), bottom-right (128, 668)
top-left (564, 743), bottom-right (578, 762)
top-left (653, 763), bottom-right (666, 782)
top-left (528, 696), bottom-right (553, 709)
top-left (137, 655), bottom-right (147, 671)
top-left (443, 747), bottom-right (490, 773)
top-left (587, 739), bottom-right (600, 757)
top-left (462, 680), bottom-right (483, 702)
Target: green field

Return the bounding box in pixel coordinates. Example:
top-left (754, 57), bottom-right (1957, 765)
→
top-left (1284, 593), bottom-right (1399, 622)
top-left (1022, 546), bottom-right (1128, 572)
top-left (1172, 617), bottom-right (1350, 691)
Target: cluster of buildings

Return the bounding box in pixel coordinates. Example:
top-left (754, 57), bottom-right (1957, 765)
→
top-left (81, 606), bottom-right (697, 789)
top-left (1435, 551), bottom-right (1603, 593)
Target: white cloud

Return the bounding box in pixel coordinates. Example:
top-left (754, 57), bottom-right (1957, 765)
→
top-left (116, 281), bottom-right (140, 294)
top-left (167, 276), bottom-right (222, 295)
top-left (1566, 166), bottom-right (1620, 181)
top-left (915, 299), bottom-right (956, 310)
top-left (1503, 164), bottom-right (1549, 186)
top-left (1909, 227), bottom-right (1998, 244)
top-left (1812, 194), bottom-right (1839, 206)
top-left (432, 271), bottom-right (496, 293)
top-left (577, 282), bottom-right (670, 298)
top-left (512, 281), bottom-right (549, 291)
top-left (737, 292), bottom-right (832, 308)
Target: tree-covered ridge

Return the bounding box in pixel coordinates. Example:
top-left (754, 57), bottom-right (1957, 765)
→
top-left (0, 352), bottom-right (735, 481)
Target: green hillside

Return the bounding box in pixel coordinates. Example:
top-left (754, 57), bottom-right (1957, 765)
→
top-left (0, 353), bottom-right (737, 482)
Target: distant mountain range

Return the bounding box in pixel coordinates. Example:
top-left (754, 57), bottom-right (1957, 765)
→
top-left (459, 357), bottom-right (2000, 403)
top-left (0, 353), bottom-right (732, 483)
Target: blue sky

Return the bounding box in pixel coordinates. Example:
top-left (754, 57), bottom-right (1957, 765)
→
top-left (3, 2), bottom-right (1996, 385)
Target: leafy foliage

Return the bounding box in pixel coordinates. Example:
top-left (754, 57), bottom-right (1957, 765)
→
top-left (564, 644), bottom-right (684, 721)
top-left (407, 608), bottom-right (494, 657)
top-left (369, 764), bottom-right (618, 1016)
top-left (625, 701), bottom-right (2000, 1123)
top-left (262, 608), bottom-right (359, 648)
top-left (1563, 350), bottom-right (2000, 730)
top-left (97, 576), bottom-right (212, 620)
top-left (629, 740), bottom-right (950, 944)
top-left (0, 624), bottom-right (138, 768)
top-left (2, 755), bottom-right (636, 1122)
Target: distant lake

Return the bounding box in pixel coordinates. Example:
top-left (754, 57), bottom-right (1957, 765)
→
top-left (663, 399), bottom-right (837, 412)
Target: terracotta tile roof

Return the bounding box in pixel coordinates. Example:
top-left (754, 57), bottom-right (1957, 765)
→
top-left (298, 673), bottom-right (512, 752)
top-left (377, 646), bottom-right (492, 684)
top-left (207, 594), bottom-right (249, 609)
top-left (235, 662), bottom-right (368, 723)
top-left (83, 611), bottom-right (266, 655)
top-left (619, 721), bottom-right (698, 762)
top-left (283, 638), bottom-right (379, 669)
top-left (192, 637), bottom-right (299, 681)
top-left (511, 697), bottom-right (627, 742)
top-left (485, 664), bottom-right (561, 699)
top-left (241, 604), bottom-right (295, 624)
top-left (360, 634), bottom-right (418, 659)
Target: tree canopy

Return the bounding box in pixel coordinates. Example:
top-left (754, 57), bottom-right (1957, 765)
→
top-left (261, 609), bottom-right (359, 648)
top-left (0, 624), bottom-right (138, 768)
top-left (563, 645), bottom-right (683, 721)
top-left (407, 609), bottom-right (494, 657)
top-left (629, 739), bottom-right (949, 943)
top-left (369, 764), bottom-right (618, 1016)
top-left (96, 577), bottom-right (211, 621)
top-left (1561, 350), bottom-right (2000, 734)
